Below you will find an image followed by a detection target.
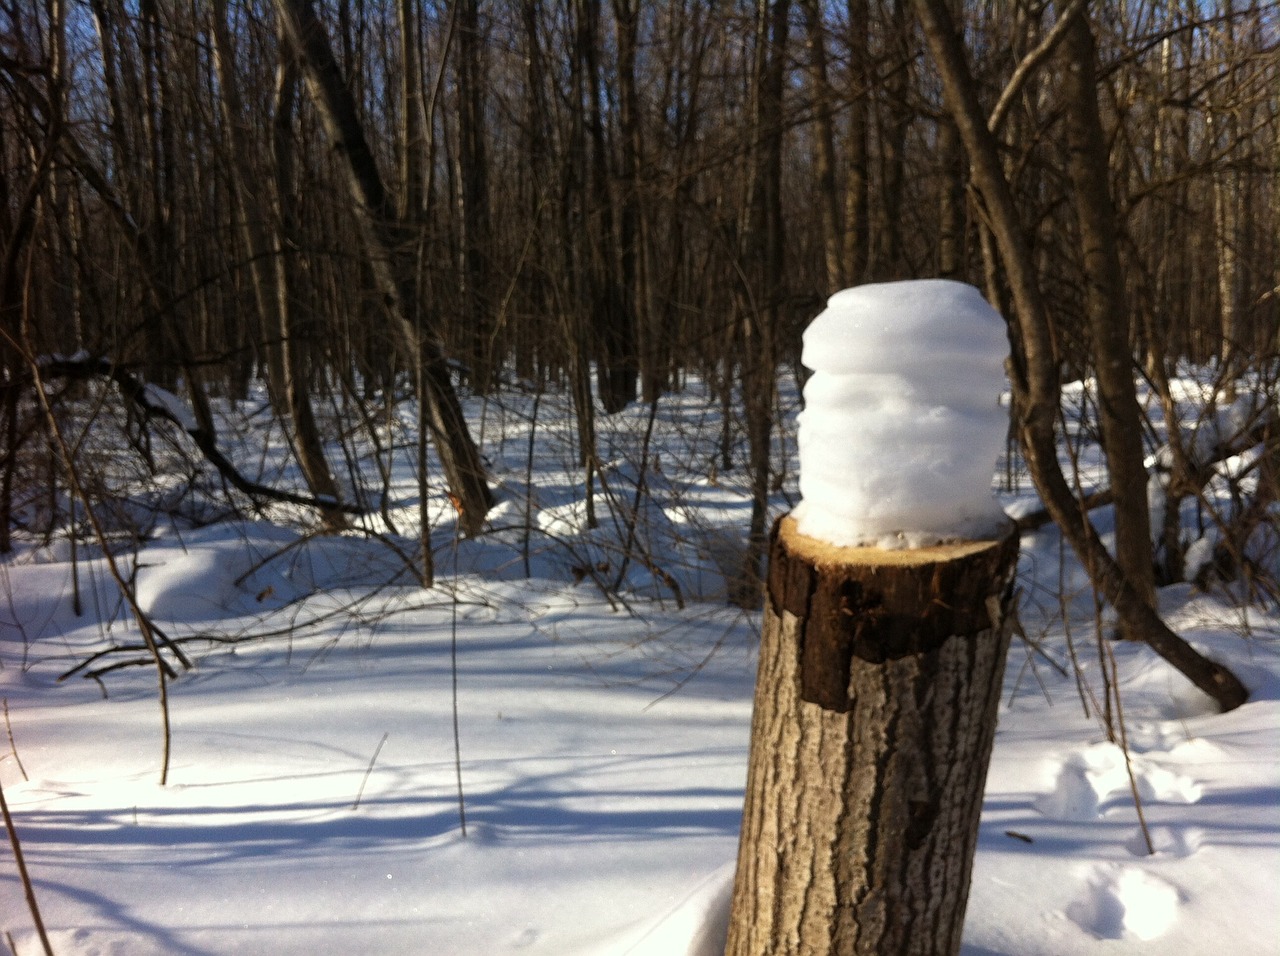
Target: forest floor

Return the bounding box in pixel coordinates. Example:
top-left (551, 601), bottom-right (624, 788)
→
top-left (1, 377), bottom-right (1277, 955)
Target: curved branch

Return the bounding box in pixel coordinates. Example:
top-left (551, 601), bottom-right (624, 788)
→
top-left (988, 0), bottom-right (1088, 135)
top-left (32, 354), bottom-right (366, 518)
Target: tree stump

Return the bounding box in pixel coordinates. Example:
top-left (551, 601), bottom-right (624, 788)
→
top-left (726, 515), bottom-right (1019, 956)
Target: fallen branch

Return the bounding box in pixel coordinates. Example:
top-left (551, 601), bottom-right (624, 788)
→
top-left (30, 354), bottom-right (366, 519)
top-left (1014, 404), bottom-right (1275, 535)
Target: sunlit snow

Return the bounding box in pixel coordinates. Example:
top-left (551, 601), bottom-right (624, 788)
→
top-left (2, 368), bottom-right (1278, 956)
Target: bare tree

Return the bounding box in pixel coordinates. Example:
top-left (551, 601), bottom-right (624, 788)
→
top-left (1059, 8), bottom-right (1158, 623)
top-left (454, 0), bottom-right (494, 393)
top-left (912, 0), bottom-right (1247, 711)
top-left (211, 0), bottom-right (348, 529)
top-left (273, 0), bottom-right (494, 535)
top-left (733, 0), bottom-right (791, 607)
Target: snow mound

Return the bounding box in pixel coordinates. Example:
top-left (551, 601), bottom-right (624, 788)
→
top-left (1066, 865), bottom-right (1180, 942)
top-left (793, 279), bottom-right (1009, 548)
top-left (620, 862), bottom-right (735, 956)
top-left (1034, 742), bottom-right (1202, 821)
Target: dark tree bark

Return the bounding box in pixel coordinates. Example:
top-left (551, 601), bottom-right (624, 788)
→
top-left (612, 0), bottom-right (644, 406)
top-left (936, 117), bottom-right (966, 279)
top-left (573, 0), bottom-right (636, 414)
top-left (732, 0), bottom-right (790, 609)
top-left (801, 0), bottom-right (846, 290)
top-left (875, 0), bottom-right (913, 279)
top-left (273, 0), bottom-right (494, 535)
top-left (912, 0), bottom-right (1248, 712)
top-left (1060, 11), bottom-right (1158, 621)
top-left (844, 0), bottom-right (872, 284)
top-left (456, 0), bottom-right (494, 393)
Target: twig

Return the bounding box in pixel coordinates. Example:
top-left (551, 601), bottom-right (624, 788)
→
top-left (450, 535), bottom-right (467, 838)
top-left (1105, 638), bottom-right (1156, 856)
top-left (352, 732), bottom-right (389, 810)
top-left (0, 776), bottom-right (55, 956)
top-left (1009, 606), bottom-right (1069, 678)
top-left (2, 700), bottom-right (28, 782)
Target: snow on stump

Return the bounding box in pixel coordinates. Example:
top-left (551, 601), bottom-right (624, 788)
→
top-left (726, 281), bottom-right (1019, 956)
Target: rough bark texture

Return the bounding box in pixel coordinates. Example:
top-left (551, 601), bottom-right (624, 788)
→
top-left (726, 516), bottom-right (1019, 956)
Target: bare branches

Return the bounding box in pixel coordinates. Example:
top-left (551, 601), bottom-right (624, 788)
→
top-left (988, 0), bottom-right (1088, 135)
top-left (913, 0), bottom-right (1249, 712)
top-left (28, 354), bottom-right (365, 519)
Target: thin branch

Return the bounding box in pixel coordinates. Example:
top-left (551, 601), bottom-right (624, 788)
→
top-left (0, 775), bottom-right (55, 956)
top-left (352, 732), bottom-right (389, 810)
top-left (27, 354), bottom-right (365, 518)
top-left (2, 700), bottom-right (28, 782)
top-left (988, 0), bottom-right (1089, 135)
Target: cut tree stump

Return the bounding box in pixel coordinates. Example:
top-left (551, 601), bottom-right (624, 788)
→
top-left (726, 515), bottom-right (1020, 956)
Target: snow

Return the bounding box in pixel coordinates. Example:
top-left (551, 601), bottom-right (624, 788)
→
top-left (794, 279), bottom-right (1010, 548)
top-left (2, 373), bottom-right (1279, 955)
top-left (142, 383), bottom-right (200, 432)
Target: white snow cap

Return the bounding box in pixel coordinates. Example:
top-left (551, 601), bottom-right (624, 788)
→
top-left (793, 279), bottom-right (1010, 548)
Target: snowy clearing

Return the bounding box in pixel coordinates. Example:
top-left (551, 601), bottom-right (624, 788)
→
top-left (2, 377), bottom-right (1278, 955)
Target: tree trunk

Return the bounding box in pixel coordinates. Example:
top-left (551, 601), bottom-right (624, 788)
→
top-left (273, 0), bottom-right (494, 534)
top-left (727, 516), bottom-right (1019, 956)
top-left (912, 0), bottom-right (1248, 712)
top-left (937, 117), bottom-right (966, 279)
top-left (269, 46), bottom-right (348, 529)
top-left (844, 0), bottom-right (871, 284)
top-left (396, 0), bottom-right (428, 223)
top-left (212, 0), bottom-right (347, 529)
top-left (1211, 0), bottom-right (1244, 375)
top-left (613, 0), bottom-right (644, 405)
top-left (573, 0), bottom-right (635, 414)
top-left (800, 0), bottom-right (846, 290)
top-left (1059, 12), bottom-right (1157, 620)
top-left (875, 0), bottom-right (912, 279)
top-left (733, 0), bottom-right (790, 608)
top-left (456, 0), bottom-right (494, 393)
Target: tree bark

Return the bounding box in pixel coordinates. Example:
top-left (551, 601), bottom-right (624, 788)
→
top-left (613, 0), bottom-right (644, 406)
top-left (733, 0), bottom-right (790, 608)
top-left (727, 516), bottom-right (1019, 956)
top-left (800, 0), bottom-right (846, 290)
top-left (844, 0), bottom-right (871, 284)
top-left (273, 0), bottom-right (494, 534)
top-left (1059, 12), bottom-right (1158, 620)
top-left (455, 0), bottom-right (494, 393)
top-left (875, 0), bottom-right (913, 279)
top-left (912, 0), bottom-right (1248, 712)
top-left (936, 117), bottom-right (966, 279)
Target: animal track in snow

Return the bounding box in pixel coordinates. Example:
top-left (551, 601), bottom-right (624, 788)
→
top-left (1033, 741), bottom-right (1202, 821)
top-left (1124, 824), bottom-right (1203, 858)
top-left (1066, 865), bottom-right (1181, 941)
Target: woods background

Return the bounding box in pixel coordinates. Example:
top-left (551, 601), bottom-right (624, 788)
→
top-left (1, 1), bottom-right (1277, 623)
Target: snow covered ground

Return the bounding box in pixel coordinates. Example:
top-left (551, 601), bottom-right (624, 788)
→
top-left (2, 378), bottom-right (1278, 955)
